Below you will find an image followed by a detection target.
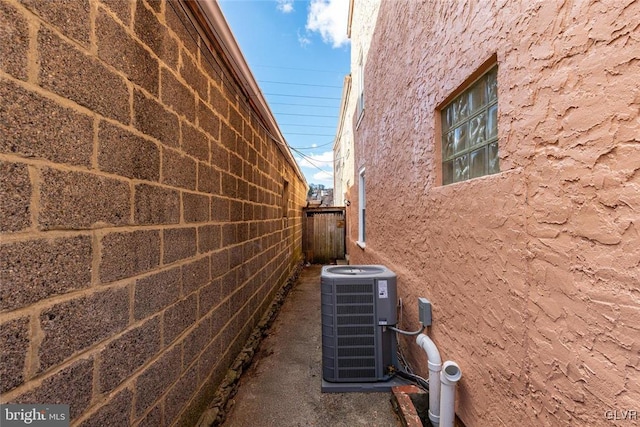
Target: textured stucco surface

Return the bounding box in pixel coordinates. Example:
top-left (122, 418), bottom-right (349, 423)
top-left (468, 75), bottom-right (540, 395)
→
top-left (346, 1), bottom-right (640, 426)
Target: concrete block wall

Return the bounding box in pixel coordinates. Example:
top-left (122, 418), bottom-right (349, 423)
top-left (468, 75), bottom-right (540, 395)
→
top-left (346, 1), bottom-right (640, 426)
top-left (0, 0), bottom-right (306, 425)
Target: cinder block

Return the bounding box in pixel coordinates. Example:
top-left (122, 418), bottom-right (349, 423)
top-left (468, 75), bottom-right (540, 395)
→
top-left (182, 256), bottom-right (210, 295)
top-left (198, 224), bottom-right (221, 254)
top-left (197, 102), bottom-right (221, 139)
top-left (79, 388), bottom-right (132, 427)
top-left (221, 224), bottom-right (236, 247)
top-left (210, 250), bottom-right (229, 278)
top-left (134, 267), bottom-right (181, 320)
top-left (100, 229), bottom-right (161, 283)
top-left (221, 173), bottom-right (237, 198)
top-left (160, 68), bottom-right (195, 122)
top-left (0, 236), bottom-right (92, 312)
top-left (165, 3), bottom-right (198, 57)
top-left (133, 1), bottom-right (178, 69)
top-left (163, 294), bottom-right (197, 344)
top-left (198, 280), bottom-right (221, 316)
top-left (220, 123), bottom-right (237, 152)
top-left (211, 196), bottom-right (230, 221)
top-left (182, 319), bottom-right (211, 370)
top-left (135, 405), bottom-right (162, 427)
top-left (162, 147), bottom-right (197, 190)
top-left (39, 168), bottom-right (130, 230)
top-left (38, 27), bottom-right (129, 123)
top-left (0, 161), bottom-right (31, 232)
top-left (100, 0), bottom-right (131, 25)
top-left (0, 79), bottom-right (93, 167)
top-left (197, 162), bottom-right (220, 195)
top-left (133, 89), bottom-right (179, 147)
top-left (98, 121), bottom-right (160, 182)
top-left (135, 345), bottom-right (181, 416)
top-left (211, 141), bottom-right (228, 169)
top-left (163, 227), bottom-right (197, 264)
top-left (96, 9), bottom-right (158, 95)
top-left (134, 183), bottom-right (180, 225)
top-left (0, 316), bottom-right (30, 393)
top-left (0, 1), bottom-right (29, 80)
top-left (164, 364), bottom-right (198, 424)
top-left (21, 0), bottom-right (90, 45)
top-left (183, 122), bottom-right (209, 162)
top-left (39, 287), bottom-right (129, 370)
top-left (15, 357), bottom-right (93, 420)
top-left (180, 53), bottom-right (208, 101)
top-left (183, 192), bottom-right (210, 223)
top-left (98, 317), bottom-right (161, 393)
top-left (208, 83), bottom-right (227, 118)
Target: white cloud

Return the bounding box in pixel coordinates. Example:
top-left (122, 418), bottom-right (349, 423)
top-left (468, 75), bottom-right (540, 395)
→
top-left (297, 29), bottom-right (312, 47)
top-left (306, 0), bottom-right (350, 48)
top-left (297, 151), bottom-right (334, 169)
top-left (276, 0), bottom-right (294, 13)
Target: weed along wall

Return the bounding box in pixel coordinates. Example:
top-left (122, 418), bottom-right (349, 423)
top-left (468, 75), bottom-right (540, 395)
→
top-left (345, 1), bottom-right (640, 426)
top-left (0, 0), bottom-right (306, 425)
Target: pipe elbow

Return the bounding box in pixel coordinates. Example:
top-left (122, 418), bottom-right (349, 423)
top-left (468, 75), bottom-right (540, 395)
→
top-left (416, 333), bottom-right (442, 369)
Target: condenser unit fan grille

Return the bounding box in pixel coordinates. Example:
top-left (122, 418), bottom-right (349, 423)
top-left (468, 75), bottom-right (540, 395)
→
top-left (334, 282), bottom-right (377, 379)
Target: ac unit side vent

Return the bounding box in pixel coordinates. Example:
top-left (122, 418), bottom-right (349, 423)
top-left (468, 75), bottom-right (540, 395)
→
top-left (338, 369), bottom-right (377, 379)
top-left (337, 326), bottom-right (375, 335)
top-left (337, 305), bottom-right (373, 315)
top-left (338, 358), bottom-right (376, 368)
top-left (338, 347), bottom-right (376, 357)
top-left (337, 315), bottom-right (374, 325)
top-left (338, 336), bottom-right (374, 346)
top-left (336, 284), bottom-right (373, 294)
top-left (336, 295), bottom-right (373, 304)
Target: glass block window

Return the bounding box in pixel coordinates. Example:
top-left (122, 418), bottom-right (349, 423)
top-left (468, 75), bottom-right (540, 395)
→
top-left (442, 67), bottom-right (498, 185)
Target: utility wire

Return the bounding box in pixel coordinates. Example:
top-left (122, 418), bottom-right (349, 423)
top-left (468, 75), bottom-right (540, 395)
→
top-left (259, 80), bottom-right (343, 89)
top-left (270, 102), bottom-right (339, 109)
top-left (253, 64), bottom-right (345, 74)
top-left (280, 123), bottom-right (336, 128)
top-left (265, 93), bottom-right (341, 100)
top-left (275, 112), bottom-right (337, 118)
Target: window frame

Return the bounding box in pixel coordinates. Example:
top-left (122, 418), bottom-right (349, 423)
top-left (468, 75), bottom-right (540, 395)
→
top-left (439, 60), bottom-right (499, 185)
top-left (357, 167), bottom-right (366, 248)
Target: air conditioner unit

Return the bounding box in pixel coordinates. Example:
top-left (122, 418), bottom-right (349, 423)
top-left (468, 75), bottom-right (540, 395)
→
top-left (321, 265), bottom-right (398, 386)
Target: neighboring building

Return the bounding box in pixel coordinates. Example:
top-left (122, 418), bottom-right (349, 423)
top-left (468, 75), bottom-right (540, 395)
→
top-left (333, 0), bottom-right (382, 259)
top-left (343, 1), bottom-right (640, 426)
top-left (0, 0), bottom-right (306, 425)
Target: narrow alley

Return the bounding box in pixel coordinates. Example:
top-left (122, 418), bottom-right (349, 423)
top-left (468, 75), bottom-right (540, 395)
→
top-left (221, 265), bottom-right (401, 427)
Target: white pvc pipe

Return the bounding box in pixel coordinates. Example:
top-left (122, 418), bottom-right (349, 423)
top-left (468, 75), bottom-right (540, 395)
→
top-left (416, 333), bottom-right (442, 427)
top-left (439, 361), bottom-right (462, 427)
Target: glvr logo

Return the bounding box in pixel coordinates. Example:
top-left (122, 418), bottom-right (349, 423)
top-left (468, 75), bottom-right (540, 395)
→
top-left (1, 404), bottom-right (69, 426)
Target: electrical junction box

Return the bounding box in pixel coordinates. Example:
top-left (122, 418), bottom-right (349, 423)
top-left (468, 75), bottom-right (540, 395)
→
top-left (418, 297), bottom-right (432, 326)
top-left (321, 265), bottom-right (398, 384)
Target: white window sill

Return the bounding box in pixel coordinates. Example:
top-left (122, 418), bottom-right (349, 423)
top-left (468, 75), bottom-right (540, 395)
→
top-left (356, 241), bottom-right (366, 249)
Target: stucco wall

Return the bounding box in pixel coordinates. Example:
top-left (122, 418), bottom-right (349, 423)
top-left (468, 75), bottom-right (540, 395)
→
top-left (347, 1), bottom-right (639, 425)
top-left (0, 0), bottom-right (306, 425)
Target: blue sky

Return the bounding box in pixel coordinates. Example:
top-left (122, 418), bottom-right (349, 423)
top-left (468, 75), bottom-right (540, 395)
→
top-left (217, 0), bottom-right (351, 188)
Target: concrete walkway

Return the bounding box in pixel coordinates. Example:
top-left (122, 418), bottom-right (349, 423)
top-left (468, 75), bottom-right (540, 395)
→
top-left (222, 265), bottom-right (401, 427)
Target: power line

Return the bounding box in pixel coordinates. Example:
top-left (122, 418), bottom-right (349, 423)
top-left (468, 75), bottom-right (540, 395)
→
top-left (270, 102), bottom-right (338, 109)
top-left (254, 64), bottom-right (345, 74)
top-left (259, 80), bottom-right (343, 89)
top-left (265, 93), bottom-right (341, 100)
top-left (285, 132), bottom-right (336, 136)
top-left (275, 112), bottom-right (337, 118)
top-left (280, 123), bottom-right (336, 128)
